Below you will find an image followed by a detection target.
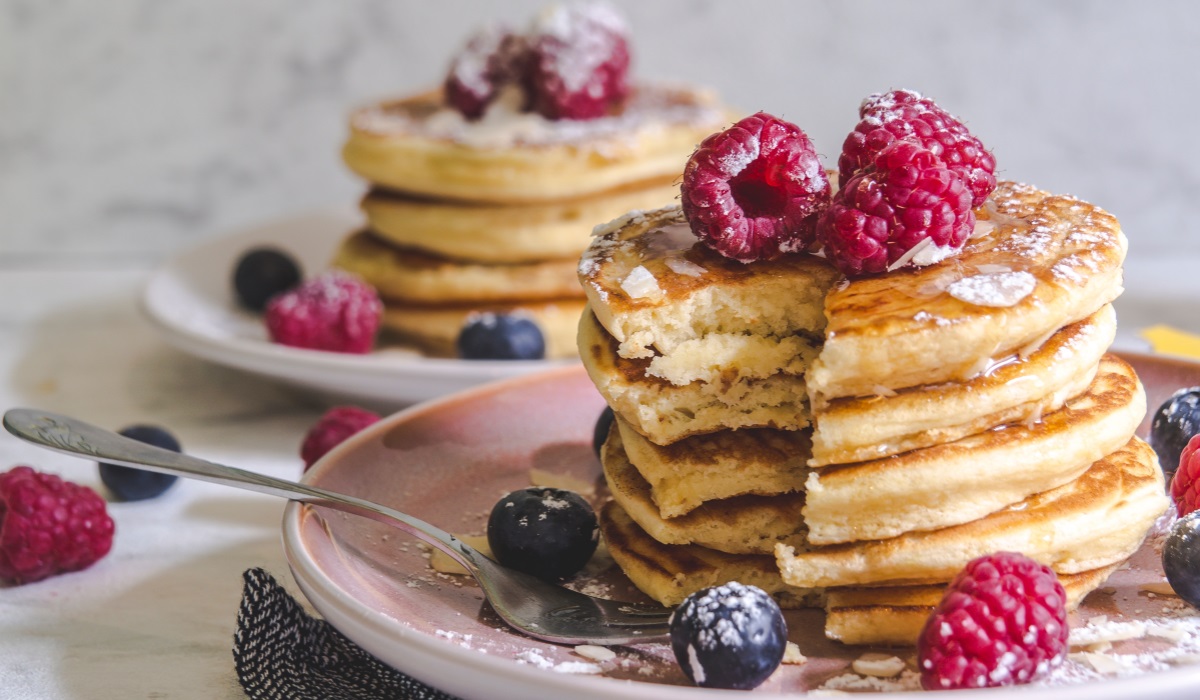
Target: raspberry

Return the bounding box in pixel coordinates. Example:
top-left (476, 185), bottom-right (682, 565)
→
top-left (526, 3), bottom-right (630, 120)
top-left (840, 89), bottom-right (996, 208)
top-left (1170, 434), bottom-right (1200, 517)
top-left (301, 406), bottom-right (381, 470)
top-left (818, 140), bottom-right (974, 276)
top-left (681, 112), bottom-right (831, 263)
top-left (265, 272), bottom-right (382, 354)
top-left (0, 466), bottom-right (115, 584)
top-left (918, 552), bottom-right (1068, 690)
top-left (444, 25), bottom-right (531, 120)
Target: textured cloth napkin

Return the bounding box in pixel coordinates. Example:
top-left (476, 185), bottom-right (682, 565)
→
top-left (233, 568), bottom-right (460, 700)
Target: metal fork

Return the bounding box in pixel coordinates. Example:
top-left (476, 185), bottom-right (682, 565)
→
top-left (3, 408), bottom-right (671, 645)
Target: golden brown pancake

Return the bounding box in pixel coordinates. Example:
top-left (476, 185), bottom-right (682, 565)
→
top-left (776, 437), bottom-right (1168, 589)
top-left (342, 85), bottom-right (728, 203)
top-left (331, 230), bottom-right (584, 304)
top-left (361, 179), bottom-right (682, 264)
top-left (602, 425), bottom-right (807, 555)
top-left (807, 181), bottom-right (1127, 402)
top-left (804, 353), bottom-right (1146, 544)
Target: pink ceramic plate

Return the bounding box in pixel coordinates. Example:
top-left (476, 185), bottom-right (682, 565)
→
top-left (283, 355), bottom-right (1200, 700)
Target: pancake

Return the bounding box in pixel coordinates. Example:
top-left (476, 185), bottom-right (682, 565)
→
top-left (776, 437), bottom-right (1168, 589)
top-left (613, 415), bottom-right (810, 518)
top-left (579, 306), bottom-right (815, 444)
top-left (578, 206), bottom-right (839, 362)
top-left (598, 500), bottom-right (820, 609)
top-left (343, 85), bottom-right (727, 203)
top-left (361, 179), bottom-right (681, 264)
top-left (824, 563), bottom-right (1120, 647)
top-left (810, 303), bottom-right (1117, 466)
top-left (804, 353), bottom-right (1146, 544)
top-left (381, 298), bottom-right (585, 359)
top-left (331, 230), bottom-right (584, 304)
top-left (602, 425), bottom-right (807, 554)
top-left (599, 500), bottom-right (1115, 646)
top-left (807, 181), bottom-right (1127, 402)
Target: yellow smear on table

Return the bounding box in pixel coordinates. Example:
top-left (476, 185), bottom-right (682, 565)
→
top-left (1141, 325), bottom-right (1200, 361)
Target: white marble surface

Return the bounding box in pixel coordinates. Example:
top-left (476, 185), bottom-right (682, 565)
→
top-left (1, 2), bottom-right (1199, 698)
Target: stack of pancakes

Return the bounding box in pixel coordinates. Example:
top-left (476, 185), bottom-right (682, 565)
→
top-left (331, 86), bottom-right (728, 358)
top-left (580, 181), bottom-right (1170, 645)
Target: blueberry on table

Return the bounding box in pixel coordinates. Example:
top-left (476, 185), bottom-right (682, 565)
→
top-left (232, 247), bottom-right (302, 312)
top-left (456, 313), bottom-right (545, 360)
top-left (592, 406), bottom-right (615, 458)
top-left (1163, 510), bottom-right (1200, 608)
top-left (98, 425), bottom-right (182, 501)
top-left (486, 488), bottom-right (597, 581)
top-left (669, 582), bottom-right (788, 690)
top-left (1151, 387), bottom-right (1200, 481)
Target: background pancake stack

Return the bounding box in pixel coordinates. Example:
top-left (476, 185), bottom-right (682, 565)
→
top-left (581, 181), bottom-right (1170, 646)
top-left (332, 87), bottom-right (727, 359)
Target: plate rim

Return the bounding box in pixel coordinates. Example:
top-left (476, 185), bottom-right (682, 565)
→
top-left (282, 358), bottom-right (1200, 700)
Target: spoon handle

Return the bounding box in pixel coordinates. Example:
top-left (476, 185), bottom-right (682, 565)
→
top-left (2, 408), bottom-right (487, 574)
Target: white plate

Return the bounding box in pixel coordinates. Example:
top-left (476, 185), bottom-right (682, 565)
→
top-left (283, 362), bottom-right (1200, 700)
top-left (140, 211), bottom-right (572, 409)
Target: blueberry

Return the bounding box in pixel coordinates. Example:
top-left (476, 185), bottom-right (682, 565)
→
top-left (99, 425), bottom-right (182, 501)
top-left (486, 488), bottom-right (597, 581)
top-left (1163, 510), bottom-right (1200, 608)
top-left (456, 313), bottom-right (545, 360)
top-left (592, 406), bottom-right (615, 458)
top-left (1151, 387), bottom-right (1200, 480)
top-left (233, 247), bottom-right (302, 312)
top-left (669, 582), bottom-right (787, 690)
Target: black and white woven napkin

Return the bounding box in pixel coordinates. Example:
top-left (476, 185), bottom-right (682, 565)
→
top-left (233, 568), bottom-right (460, 700)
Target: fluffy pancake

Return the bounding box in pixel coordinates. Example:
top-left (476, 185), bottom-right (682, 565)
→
top-left (807, 181), bottom-right (1127, 402)
top-left (824, 563), bottom-right (1119, 647)
top-left (381, 299), bottom-right (584, 359)
top-left (804, 353), bottom-right (1146, 544)
top-left (343, 85), bottom-right (727, 203)
top-left (579, 306), bottom-right (814, 444)
top-left (599, 500), bottom-right (1114, 646)
top-left (810, 303), bottom-right (1117, 466)
top-left (361, 179), bottom-right (681, 264)
top-left (578, 206), bottom-right (839, 361)
top-left (332, 230), bottom-right (584, 304)
top-left (598, 500), bottom-right (819, 609)
top-left (776, 437), bottom-right (1168, 589)
top-left (602, 425), bottom-right (807, 554)
top-left (613, 415), bottom-right (810, 518)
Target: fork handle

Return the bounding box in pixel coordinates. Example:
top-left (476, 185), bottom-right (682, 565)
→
top-left (2, 408), bottom-right (488, 576)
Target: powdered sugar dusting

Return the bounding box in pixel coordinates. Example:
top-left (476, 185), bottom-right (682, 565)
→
top-left (947, 270), bottom-right (1037, 307)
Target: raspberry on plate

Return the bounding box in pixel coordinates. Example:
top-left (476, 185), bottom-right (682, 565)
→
top-left (265, 272), bottom-right (382, 354)
top-left (918, 551), bottom-right (1068, 690)
top-left (818, 139), bottom-right (974, 276)
top-left (444, 25), bottom-right (531, 120)
top-left (842, 89), bottom-right (996, 208)
top-left (0, 466), bottom-right (115, 584)
top-left (681, 111), bottom-right (831, 263)
top-left (301, 406), bottom-right (381, 470)
top-left (1171, 434), bottom-right (1200, 517)
top-left (526, 2), bottom-right (631, 120)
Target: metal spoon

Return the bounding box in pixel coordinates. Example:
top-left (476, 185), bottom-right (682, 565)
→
top-left (3, 408), bottom-right (670, 645)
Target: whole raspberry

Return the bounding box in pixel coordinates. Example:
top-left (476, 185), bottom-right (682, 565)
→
top-left (681, 112), bottom-right (831, 263)
top-left (265, 272), bottom-right (382, 354)
top-left (918, 552), bottom-right (1068, 690)
top-left (526, 3), bottom-right (631, 120)
top-left (301, 406), bottom-right (381, 470)
top-left (444, 25), bottom-right (531, 120)
top-left (0, 466), bottom-right (115, 584)
top-left (840, 89), bottom-right (996, 208)
top-left (818, 140), bottom-right (973, 276)
top-left (1170, 434), bottom-right (1200, 517)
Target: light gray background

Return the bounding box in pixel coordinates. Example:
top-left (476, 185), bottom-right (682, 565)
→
top-left (1, 1), bottom-right (1194, 323)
